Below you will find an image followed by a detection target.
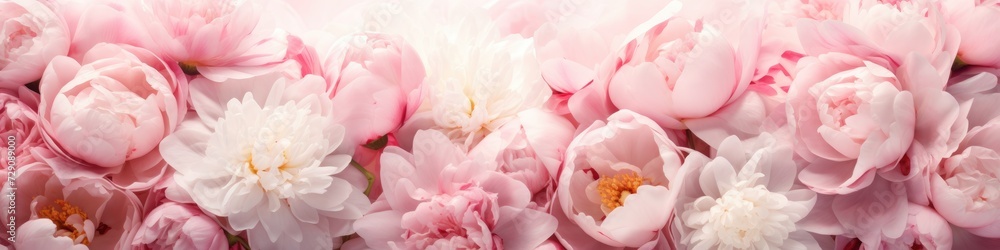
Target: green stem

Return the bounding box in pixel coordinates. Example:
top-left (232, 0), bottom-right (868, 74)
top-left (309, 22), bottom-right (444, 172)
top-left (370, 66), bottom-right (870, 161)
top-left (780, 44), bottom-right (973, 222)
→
top-left (226, 231), bottom-right (251, 250)
top-left (352, 160), bottom-right (375, 196)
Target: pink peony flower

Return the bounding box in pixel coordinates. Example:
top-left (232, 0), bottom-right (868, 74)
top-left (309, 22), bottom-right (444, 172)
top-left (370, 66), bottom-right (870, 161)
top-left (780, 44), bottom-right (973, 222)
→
top-left (286, 31), bottom-right (425, 152)
top-left (556, 110), bottom-right (688, 248)
top-left (469, 109), bottom-right (575, 201)
top-left (36, 43), bottom-right (186, 191)
top-left (791, 52), bottom-right (963, 194)
top-left (132, 202), bottom-right (228, 250)
top-left (136, 0), bottom-right (287, 81)
top-left (929, 71), bottom-right (1000, 238)
top-left (0, 0), bottom-right (70, 88)
top-left (1, 87), bottom-right (44, 168)
top-left (1, 162), bottom-right (142, 249)
top-left (606, 2), bottom-right (764, 130)
top-left (798, 0), bottom-right (960, 75)
top-left (56, 0), bottom-right (150, 60)
top-left (833, 204), bottom-right (952, 250)
top-left (534, 0), bottom-right (685, 126)
top-left (943, 0), bottom-right (1000, 68)
top-left (674, 134), bottom-right (819, 249)
top-left (354, 129), bottom-right (557, 249)
top-left (604, 2), bottom-right (781, 148)
top-left (930, 146), bottom-right (1000, 237)
top-left (160, 73), bottom-right (371, 249)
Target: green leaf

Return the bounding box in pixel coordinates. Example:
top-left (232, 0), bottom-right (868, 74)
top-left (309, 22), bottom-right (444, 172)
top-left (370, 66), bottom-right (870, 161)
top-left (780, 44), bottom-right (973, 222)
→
top-left (363, 134), bottom-right (390, 150)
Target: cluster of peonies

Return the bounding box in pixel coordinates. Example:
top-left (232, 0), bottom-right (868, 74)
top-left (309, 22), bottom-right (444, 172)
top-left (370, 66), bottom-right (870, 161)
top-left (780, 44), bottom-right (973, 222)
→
top-left (2, 0), bottom-right (1000, 249)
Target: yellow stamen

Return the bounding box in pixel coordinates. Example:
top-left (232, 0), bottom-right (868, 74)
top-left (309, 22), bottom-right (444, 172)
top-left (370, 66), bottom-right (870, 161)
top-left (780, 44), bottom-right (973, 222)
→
top-left (597, 172), bottom-right (645, 211)
top-left (38, 200), bottom-right (90, 245)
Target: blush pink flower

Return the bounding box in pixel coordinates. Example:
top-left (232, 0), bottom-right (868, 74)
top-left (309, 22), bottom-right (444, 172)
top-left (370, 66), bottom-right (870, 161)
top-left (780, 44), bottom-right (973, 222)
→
top-left (132, 202), bottom-right (228, 250)
top-left (36, 43), bottom-right (186, 191)
top-left (354, 129), bottom-right (557, 249)
top-left (56, 0), bottom-right (150, 60)
top-left (798, 0), bottom-right (960, 75)
top-left (929, 72), bottom-right (1000, 238)
top-left (675, 134), bottom-right (818, 249)
top-left (136, 0), bottom-right (286, 81)
top-left (0, 0), bottom-right (70, 88)
top-left (1, 87), bottom-right (44, 168)
top-left (943, 0), bottom-right (1000, 68)
top-left (791, 53), bottom-right (963, 194)
top-left (556, 110), bottom-right (688, 248)
top-left (534, 1), bottom-right (684, 126)
top-left (469, 109), bottom-right (575, 203)
top-left (930, 146), bottom-right (1000, 237)
top-left (833, 204), bottom-right (952, 250)
top-left (604, 3), bottom-right (781, 148)
top-left (607, 3), bottom-right (764, 130)
top-left (1, 163), bottom-right (142, 249)
top-left (286, 31), bottom-right (425, 152)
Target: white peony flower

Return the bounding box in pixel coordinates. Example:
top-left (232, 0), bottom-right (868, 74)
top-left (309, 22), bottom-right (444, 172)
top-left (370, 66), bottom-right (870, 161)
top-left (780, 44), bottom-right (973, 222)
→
top-left (382, 0), bottom-right (551, 149)
top-left (676, 134), bottom-right (819, 250)
top-left (158, 73), bottom-right (370, 250)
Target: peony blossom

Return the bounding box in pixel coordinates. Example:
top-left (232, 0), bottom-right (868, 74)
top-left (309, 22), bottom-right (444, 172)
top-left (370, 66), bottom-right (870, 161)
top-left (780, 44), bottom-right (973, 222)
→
top-left (55, 0), bottom-right (149, 60)
top-left (798, 0), bottom-right (959, 75)
top-left (354, 129), bottom-right (557, 249)
top-left (942, 0), bottom-right (1000, 68)
top-left (607, 1), bottom-right (763, 129)
top-left (929, 71), bottom-right (1000, 238)
top-left (833, 204), bottom-right (952, 250)
top-left (385, 0), bottom-right (551, 149)
top-left (36, 42), bottom-right (186, 191)
top-left (132, 202), bottom-right (228, 250)
top-left (607, 1), bottom-right (777, 147)
top-left (930, 146), bottom-right (1000, 237)
top-left (469, 109), bottom-right (575, 204)
top-left (2, 162), bottom-right (142, 249)
top-left (556, 110), bottom-right (688, 248)
top-left (534, 0), bottom-right (684, 126)
top-left (354, 130), bottom-right (556, 249)
top-left (159, 73), bottom-right (370, 249)
top-left (0, 0), bottom-right (70, 88)
top-left (286, 31), bottom-right (425, 152)
top-left (790, 52), bottom-right (963, 194)
top-left (1, 87), bottom-right (45, 168)
top-left (674, 134), bottom-right (819, 249)
top-left (135, 0), bottom-right (287, 81)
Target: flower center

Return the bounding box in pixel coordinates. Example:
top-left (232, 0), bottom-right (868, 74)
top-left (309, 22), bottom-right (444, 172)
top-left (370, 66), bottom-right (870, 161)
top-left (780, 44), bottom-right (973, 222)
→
top-left (402, 187), bottom-right (500, 249)
top-left (4, 21), bottom-right (36, 52)
top-left (654, 21), bottom-right (719, 73)
top-left (38, 200), bottom-right (95, 245)
top-left (705, 185), bottom-right (795, 249)
top-left (208, 98), bottom-right (333, 200)
top-left (818, 87), bottom-right (862, 128)
top-left (597, 172), bottom-right (645, 211)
